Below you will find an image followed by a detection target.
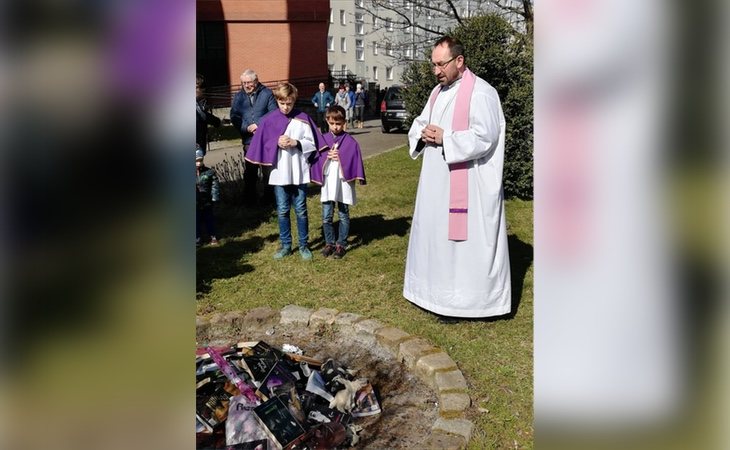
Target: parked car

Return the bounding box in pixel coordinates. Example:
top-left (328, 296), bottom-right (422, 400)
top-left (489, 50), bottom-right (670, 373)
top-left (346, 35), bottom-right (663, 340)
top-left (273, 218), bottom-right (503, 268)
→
top-left (380, 85), bottom-right (407, 133)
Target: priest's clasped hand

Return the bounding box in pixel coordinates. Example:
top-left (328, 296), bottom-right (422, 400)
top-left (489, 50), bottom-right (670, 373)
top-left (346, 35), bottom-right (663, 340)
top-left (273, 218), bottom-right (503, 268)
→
top-left (420, 124), bottom-right (444, 145)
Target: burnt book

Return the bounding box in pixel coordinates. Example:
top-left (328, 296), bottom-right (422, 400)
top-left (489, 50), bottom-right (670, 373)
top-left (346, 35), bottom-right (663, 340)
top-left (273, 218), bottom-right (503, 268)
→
top-left (303, 394), bottom-right (352, 426)
top-left (240, 342), bottom-right (285, 385)
top-left (253, 395), bottom-right (309, 450)
top-left (196, 376), bottom-right (232, 431)
top-left (256, 361), bottom-right (301, 402)
top-left (226, 395), bottom-right (272, 448)
top-left (351, 383), bottom-right (382, 418)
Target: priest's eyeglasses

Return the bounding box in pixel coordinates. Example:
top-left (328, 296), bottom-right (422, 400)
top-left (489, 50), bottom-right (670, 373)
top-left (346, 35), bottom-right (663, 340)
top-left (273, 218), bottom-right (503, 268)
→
top-left (430, 56), bottom-right (458, 71)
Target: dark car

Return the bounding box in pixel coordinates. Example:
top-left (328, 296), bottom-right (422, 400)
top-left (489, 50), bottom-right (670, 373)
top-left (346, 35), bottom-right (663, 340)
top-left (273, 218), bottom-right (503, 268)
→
top-left (380, 85), bottom-right (407, 133)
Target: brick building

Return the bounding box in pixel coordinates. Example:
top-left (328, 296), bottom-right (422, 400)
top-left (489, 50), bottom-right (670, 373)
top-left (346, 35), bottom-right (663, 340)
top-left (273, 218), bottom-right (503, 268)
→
top-left (197, 0), bottom-right (330, 99)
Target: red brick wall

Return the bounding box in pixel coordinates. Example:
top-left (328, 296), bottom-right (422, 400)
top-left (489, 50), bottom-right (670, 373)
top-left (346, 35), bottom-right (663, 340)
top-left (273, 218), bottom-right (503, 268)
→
top-left (198, 0), bottom-right (329, 87)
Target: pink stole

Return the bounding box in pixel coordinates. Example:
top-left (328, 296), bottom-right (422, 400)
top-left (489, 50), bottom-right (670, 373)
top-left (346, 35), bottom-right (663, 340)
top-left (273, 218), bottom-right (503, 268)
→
top-left (427, 69), bottom-right (476, 241)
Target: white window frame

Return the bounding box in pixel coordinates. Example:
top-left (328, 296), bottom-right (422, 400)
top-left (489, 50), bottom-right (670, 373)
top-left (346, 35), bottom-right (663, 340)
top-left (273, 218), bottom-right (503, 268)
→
top-left (341, 64), bottom-right (348, 74)
top-left (340, 37), bottom-right (347, 52)
top-left (405, 46), bottom-right (412, 58)
top-left (356, 39), bottom-right (364, 61)
top-left (373, 42), bottom-right (379, 55)
top-left (373, 66), bottom-right (379, 80)
top-left (386, 43), bottom-right (393, 56)
top-left (356, 0), bottom-right (364, 7)
top-left (386, 18), bottom-right (393, 31)
top-left (327, 36), bottom-right (334, 51)
top-left (386, 66), bottom-right (394, 80)
top-left (340, 10), bottom-right (347, 25)
top-left (329, 8), bottom-right (334, 23)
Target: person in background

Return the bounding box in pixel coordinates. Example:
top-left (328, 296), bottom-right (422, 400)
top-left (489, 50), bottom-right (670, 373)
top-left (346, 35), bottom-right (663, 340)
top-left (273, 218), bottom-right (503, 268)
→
top-left (230, 69), bottom-right (277, 206)
top-left (345, 83), bottom-right (356, 129)
top-left (353, 84), bottom-right (367, 129)
top-left (196, 147), bottom-right (220, 246)
top-left (311, 82), bottom-right (334, 134)
top-left (246, 83), bottom-right (322, 261)
top-left (196, 74), bottom-right (221, 154)
top-left (334, 85), bottom-right (351, 130)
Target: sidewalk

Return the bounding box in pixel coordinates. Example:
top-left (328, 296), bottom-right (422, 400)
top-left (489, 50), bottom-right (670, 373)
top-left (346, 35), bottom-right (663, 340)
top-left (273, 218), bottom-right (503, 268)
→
top-left (203, 118), bottom-right (408, 167)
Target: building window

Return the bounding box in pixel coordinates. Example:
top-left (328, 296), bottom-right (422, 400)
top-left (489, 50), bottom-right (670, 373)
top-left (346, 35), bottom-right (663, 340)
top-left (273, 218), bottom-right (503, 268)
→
top-left (373, 42), bottom-right (378, 55)
top-left (340, 10), bottom-right (347, 25)
top-left (404, 0), bottom-right (411, 9)
top-left (386, 19), bottom-right (393, 31)
top-left (406, 25), bottom-right (412, 35)
top-left (386, 66), bottom-right (393, 80)
top-left (329, 8), bottom-right (334, 23)
top-left (328, 64), bottom-right (334, 73)
top-left (341, 64), bottom-right (347, 74)
top-left (373, 66), bottom-right (378, 80)
top-left (373, 16), bottom-right (378, 28)
top-left (355, 13), bottom-right (364, 35)
top-left (386, 43), bottom-right (393, 56)
top-left (340, 37), bottom-right (347, 52)
top-left (356, 39), bottom-right (364, 61)
top-left (405, 46), bottom-right (412, 58)
top-left (355, 0), bottom-right (364, 7)
top-left (327, 36), bottom-right (334, 51)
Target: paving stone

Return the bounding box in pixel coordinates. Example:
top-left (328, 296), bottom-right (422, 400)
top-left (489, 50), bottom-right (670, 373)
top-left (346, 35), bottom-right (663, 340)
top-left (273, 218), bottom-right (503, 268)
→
top-left (209, 312), bottom-right (227, 325)
top-left (243, 307), bottom-right (280, 331)
top-left (310, 308), bottom-right (339, 326)
top-left (415, 352), bottom-right (458, 384)
top-left (399, 338), bottom-right (439, 370)
top-left (354, 319), bottom-right (384, 334)
top-left (375, 327), bottom-right (411, 355)
top-left (224, 311), bottom-right (246, 327)
top-left (333, 312), bottom-right (364, 326)
top-left (432, 418), bottom-right (474, 443)
top-left (280, 305), bottom-right (312, 325)
top-left (195, 316), bottom-right (210, 341)
top-left (422, 431), bottom-right (467, 449)
top-left (438, 392), bottom-right (471, 417)
top-left (435, 370), bottom-right (468, 394)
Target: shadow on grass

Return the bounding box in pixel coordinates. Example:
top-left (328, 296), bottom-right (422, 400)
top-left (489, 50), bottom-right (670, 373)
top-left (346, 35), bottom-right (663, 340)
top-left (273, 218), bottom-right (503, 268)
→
top-left (196, 234), bottom-right (277, 297)
top-left (213, 201), bottom-right (275, 240)
top-left (308, 213), bottom-right (411, 252)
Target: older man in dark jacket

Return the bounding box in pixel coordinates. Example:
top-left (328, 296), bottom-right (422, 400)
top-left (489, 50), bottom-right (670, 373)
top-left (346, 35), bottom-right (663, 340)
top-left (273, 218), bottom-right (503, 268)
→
top-left (230, 69), bottom-right (277, 206)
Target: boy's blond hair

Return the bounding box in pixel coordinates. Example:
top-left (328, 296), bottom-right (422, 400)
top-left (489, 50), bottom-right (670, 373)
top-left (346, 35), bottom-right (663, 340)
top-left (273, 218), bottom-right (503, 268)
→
top-left (273, 82), bottom-right (298, 101)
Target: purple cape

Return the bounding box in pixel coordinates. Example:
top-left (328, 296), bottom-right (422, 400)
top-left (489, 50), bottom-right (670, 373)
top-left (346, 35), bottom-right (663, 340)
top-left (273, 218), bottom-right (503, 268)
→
top-left (310, 132), bottom-right (367, 185)
top-left (244, 109), bottom-right (323, 166)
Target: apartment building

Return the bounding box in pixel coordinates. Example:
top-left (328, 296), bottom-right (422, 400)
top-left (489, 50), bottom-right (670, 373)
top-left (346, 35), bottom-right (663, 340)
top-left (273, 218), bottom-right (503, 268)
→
top-left (326, 0), bottom-right (513, 88)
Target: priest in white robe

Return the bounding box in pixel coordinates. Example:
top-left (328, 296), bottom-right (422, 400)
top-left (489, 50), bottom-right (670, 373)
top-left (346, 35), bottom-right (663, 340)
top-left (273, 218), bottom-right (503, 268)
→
top-left (404, 36), bottom-right (511, 318)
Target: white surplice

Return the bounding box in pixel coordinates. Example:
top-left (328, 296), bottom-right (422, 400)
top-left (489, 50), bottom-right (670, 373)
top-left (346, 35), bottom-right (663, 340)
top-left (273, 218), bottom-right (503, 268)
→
top-left (268, 117), bottom-right (316, 185)
top-left (404, 76), bottom-right (511, 318)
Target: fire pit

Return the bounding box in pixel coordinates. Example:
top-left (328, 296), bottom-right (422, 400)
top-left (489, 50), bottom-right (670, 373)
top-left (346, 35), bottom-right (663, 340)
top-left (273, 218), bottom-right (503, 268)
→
top-left (197, 305), bottom-right (474, 448)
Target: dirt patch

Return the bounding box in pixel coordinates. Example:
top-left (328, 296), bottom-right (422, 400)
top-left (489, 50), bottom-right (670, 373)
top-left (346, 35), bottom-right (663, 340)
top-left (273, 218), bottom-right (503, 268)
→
top-left (202, 321), bottom-right (441, 448)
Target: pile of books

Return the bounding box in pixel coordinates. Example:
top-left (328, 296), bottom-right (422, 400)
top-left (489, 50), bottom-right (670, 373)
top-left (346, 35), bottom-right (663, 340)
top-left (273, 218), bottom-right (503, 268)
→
top-left (196, 341), bottom-right (381, 449)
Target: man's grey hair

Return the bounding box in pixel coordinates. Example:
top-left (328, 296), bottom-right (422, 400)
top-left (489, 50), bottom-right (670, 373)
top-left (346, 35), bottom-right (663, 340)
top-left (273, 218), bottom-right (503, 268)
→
top-left (240, 69), bottom-right (258, 81)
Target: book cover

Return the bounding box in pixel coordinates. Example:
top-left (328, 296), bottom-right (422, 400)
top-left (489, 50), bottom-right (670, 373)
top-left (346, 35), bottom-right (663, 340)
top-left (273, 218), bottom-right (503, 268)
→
top-left (257, 362), bottom-right (300, 401)
top-left (351, 383), bottom-right (382, 418)
top-left (253, 395), bottom-right (308, 450)
top-left (226, 395), bottom-right (272, 447)
top-left (240, 342), bottom-right (284, 384)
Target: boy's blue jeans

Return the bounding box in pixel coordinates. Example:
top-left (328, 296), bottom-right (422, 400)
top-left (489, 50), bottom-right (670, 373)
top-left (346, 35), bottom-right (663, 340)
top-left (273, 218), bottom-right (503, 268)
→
top-left (322, 201), bottom-right (350, 247)
top-left (274, 184), bottom-right (309, 249)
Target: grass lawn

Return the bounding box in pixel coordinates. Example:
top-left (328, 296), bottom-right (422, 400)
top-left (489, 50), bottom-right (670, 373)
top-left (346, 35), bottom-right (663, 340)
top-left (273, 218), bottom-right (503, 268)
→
top-left (197, 147), bottom-right (534, 449)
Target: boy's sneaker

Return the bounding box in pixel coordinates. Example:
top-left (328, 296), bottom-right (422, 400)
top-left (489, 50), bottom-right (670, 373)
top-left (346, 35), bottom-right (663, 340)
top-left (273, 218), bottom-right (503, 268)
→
top-left (273, 247), bottom-right (292, 260)
top-left (333, 245), bottom-right (346, 259)
top-left (209, 237), bottom-right (219, 246)
top-left (321, 244), bottom-right (335, 257)
top-left (299, 247), bottom-right (313, 261)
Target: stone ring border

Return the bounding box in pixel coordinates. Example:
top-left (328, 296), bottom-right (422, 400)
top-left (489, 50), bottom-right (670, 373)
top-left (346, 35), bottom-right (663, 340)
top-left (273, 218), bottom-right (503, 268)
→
top-left (196, 304), bottom-right (475, 448)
